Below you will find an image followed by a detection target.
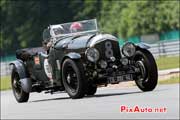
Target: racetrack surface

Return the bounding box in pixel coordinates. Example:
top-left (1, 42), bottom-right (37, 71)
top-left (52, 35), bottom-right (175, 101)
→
top-left (1, 84), bottom-right (179, 119)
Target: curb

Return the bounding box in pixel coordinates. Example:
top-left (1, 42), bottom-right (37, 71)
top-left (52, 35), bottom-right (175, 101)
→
top-left (158, 68), bottom-right (179, 76)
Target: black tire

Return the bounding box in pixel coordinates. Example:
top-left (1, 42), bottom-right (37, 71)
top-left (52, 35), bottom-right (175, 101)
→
top-left (86, 84), bottom-right (97, 95)
top-left (11, 66), bottom-right (29, 103)
top-left (134, 49), bottom-right (158, 91)
top-left (62, 59), bottom-right (87, 99)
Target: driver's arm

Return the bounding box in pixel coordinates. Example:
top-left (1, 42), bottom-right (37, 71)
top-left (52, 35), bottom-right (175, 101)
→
top-left (42, 41), bottom-right (48, 51)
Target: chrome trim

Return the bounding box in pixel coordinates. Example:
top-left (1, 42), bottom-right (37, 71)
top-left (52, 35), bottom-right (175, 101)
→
top-left (122, 42), bottom-right (136, 57)
top-left (89, 34), bottom-right (118, 47)
top-left (85, 48), bottom-right (100, 62)
top-left (56, 60), bottom-right (60, 70)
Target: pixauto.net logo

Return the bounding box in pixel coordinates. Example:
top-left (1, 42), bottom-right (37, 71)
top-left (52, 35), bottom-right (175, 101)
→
top-left (120, 105), bottom-right (167, 113)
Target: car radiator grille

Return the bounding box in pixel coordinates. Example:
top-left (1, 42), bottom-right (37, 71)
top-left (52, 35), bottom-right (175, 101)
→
top-left (94, 40), bottom-right (121, 61)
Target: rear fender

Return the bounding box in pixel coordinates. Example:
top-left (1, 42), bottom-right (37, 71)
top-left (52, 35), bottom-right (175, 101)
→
top-left (9, 60), bottom-right (27, 78)
top-left (9, 59), bottom-right (32, 93)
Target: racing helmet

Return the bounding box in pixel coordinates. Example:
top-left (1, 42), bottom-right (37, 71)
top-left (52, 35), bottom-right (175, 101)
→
top-left (70, 22), bottom-right (83, 33)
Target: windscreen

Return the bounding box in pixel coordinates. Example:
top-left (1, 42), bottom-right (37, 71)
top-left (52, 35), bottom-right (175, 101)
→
top-left (50, 19), bottom-right (98, 37)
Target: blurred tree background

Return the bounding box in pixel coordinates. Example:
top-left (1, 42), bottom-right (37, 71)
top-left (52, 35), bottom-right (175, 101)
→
top-left (0, 0), bottom-right (179, 56)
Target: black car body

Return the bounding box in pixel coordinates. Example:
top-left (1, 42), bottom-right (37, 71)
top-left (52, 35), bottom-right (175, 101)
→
top-left (10, 19), bottom-right (158, 102)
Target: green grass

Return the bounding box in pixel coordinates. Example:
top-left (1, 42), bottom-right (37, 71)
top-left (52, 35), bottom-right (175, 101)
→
top-left (158, 76), bottom-right (180, 85)
top-left (0, 76), bottom-right (11, 90)
top-left (156, 56), bottom-right (179, 70)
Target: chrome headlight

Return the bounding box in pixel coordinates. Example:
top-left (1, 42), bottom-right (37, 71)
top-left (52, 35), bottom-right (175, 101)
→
top-left (122, 42), bottom-right (136, 57)
top-left (99, 60), bottom-right (107, 69)
top-left (120, 57), bottom-right (129, 65)
top-left (85, 48), bottom-right (100, 62)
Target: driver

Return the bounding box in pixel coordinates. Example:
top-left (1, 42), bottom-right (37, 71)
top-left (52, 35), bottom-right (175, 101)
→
top-left (42, 25), bottom-right (64, 81)
top-left (70, 22), bottom-right (83, 33)
top-left (42, 27), bottom-right (52, 54)
top-left (42, 25), bottom-right (64, 53)
top-left (42, 40), bottom-right (52, 54)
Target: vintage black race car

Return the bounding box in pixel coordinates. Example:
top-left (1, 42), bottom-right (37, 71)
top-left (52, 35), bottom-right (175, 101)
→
top-left (10, 19), bottom-right (158, 103)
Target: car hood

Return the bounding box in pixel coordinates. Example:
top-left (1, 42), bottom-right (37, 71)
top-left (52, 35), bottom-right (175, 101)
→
top-left (54, 33), bottom-right (118, 50)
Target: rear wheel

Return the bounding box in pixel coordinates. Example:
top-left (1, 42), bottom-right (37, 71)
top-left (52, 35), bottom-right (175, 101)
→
top-left (134, 49), bottom-right (158, 91)
top-left (11, 66), bottom-right (29, 103)
top-left (62, 59), bottom-right (87, 99)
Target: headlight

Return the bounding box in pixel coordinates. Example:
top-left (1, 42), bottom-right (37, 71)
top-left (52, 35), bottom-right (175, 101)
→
top-left (120, 57), bottom-right (129, 65)
top-left (122, 42), bottom-right (136, 57)
top-left (99, 60), bottom-right (107, 69)
top-left (85, 48), bottom-right (100, 62)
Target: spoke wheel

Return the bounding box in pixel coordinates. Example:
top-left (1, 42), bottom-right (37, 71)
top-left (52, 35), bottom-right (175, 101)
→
top-left (65, 65), bottom-right (78, 93)
top-left (12, 73), bottom-right (22, 98)
top-left (11, 66), bottom-right (29, 103)
top-left (86, 84), bottom-right (97, 96)
top-left (62, 59), bottom-right (87, 99)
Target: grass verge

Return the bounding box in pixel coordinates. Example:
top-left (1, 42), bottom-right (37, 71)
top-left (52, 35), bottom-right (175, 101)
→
top-left (156, 56), bottom-right (179, 70)
top-left (0, 76), bottom-right (11, 90)
top-left (158, 76), bottom-right (180, 85)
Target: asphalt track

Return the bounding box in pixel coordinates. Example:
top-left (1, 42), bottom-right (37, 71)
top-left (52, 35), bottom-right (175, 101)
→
top-left (1, 84), bottom-right (179, 119)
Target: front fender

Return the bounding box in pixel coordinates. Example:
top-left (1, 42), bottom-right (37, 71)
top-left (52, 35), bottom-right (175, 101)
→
top-left (9, 59), bottom-right (32, 93)
top-left (135, 42), bottom-right (151, 49)
top-left (65, 52), bottom-right (81, 59)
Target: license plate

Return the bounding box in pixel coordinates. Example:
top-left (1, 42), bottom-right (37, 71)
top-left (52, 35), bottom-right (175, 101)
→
top-left (108, 74), bottom-right (132, 84)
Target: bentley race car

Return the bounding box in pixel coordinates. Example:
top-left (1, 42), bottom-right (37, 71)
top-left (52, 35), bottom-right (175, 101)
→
top-left (10, 19), bottom-right (158, 102)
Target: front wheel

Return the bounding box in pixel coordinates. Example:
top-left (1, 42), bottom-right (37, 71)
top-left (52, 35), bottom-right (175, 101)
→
top-left (134, 49), bottom-right (158, 91)
top-left (62, 59), bottom-right (87, 99)
top-left (11, 66), bottom-right (29, 103)
top-left (86, 84), bottom-right (97, 96)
